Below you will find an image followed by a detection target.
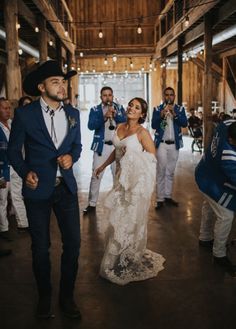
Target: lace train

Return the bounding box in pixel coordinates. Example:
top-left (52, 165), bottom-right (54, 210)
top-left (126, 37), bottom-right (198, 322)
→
top-left (100, 149), bottom-right (165, 285)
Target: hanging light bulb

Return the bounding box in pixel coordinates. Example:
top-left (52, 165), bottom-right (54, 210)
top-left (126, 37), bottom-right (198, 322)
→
top-left (35, 27), bottom-right (39, 33)
top-left (112, 55), bottom-right (117, 62)
top-left (71, 66), bottom-right (75, 70)
top-left (98, 23), bottom-right (103, 38)
top-left (77, 66), bottom-right (81, 71)
top-left (64, 63), bottom-right (68, 68)
top-left (49, 40), bottom-right (53, 46)
top-left (130, 58), bottom-right (133, 68)
top-left (18, 49), bottom-right (23, 55)
top-left (80, 52), bottom-right (84, 57)
top-left (137, 24), bottom-right (142, 34)
top-left (64, 30), bottom-right (69, 37)
top-left (184, 15), bottom-right (190, 28)
top-left (16, 23), bottom-right (21, 29)
top-left (104, 56), bottom-right (108, 65)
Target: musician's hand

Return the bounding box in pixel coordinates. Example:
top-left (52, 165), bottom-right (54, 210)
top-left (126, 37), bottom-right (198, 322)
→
top-left (105, 107), bottom-right (116, 119)
top-left (26, 171), bottom-right (39, 189)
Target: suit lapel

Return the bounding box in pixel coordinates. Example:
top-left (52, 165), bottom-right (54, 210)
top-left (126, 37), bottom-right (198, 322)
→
top-left (34, 103), bottom-right (56, 150)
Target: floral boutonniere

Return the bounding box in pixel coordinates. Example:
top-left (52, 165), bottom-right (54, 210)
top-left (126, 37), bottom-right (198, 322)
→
top-left (68, 116), bottom-right (77, 129)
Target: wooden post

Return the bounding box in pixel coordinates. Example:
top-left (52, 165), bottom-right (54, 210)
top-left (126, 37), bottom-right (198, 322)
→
top-left (56, 37), bottom-right (62, 67)
top-left (38, 16), bottom-right (48, 62)
top-left (177, 37), bottom-right (183, 105)
top-left (4, 0), bottom-right (22, 103)
top-left (67, 51), bottom-right (72, 101)
top-left (203, 13), bottom-right (213, 150)
top-left (222, 56), bottom-right (227, 111)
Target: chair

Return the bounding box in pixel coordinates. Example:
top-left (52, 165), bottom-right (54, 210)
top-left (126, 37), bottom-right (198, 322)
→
top-left (188, 125), bottom-right (203, 154)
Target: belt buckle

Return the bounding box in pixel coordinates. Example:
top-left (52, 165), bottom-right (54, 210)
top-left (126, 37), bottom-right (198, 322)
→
top-left (55, 177), bottom-right (61, 187)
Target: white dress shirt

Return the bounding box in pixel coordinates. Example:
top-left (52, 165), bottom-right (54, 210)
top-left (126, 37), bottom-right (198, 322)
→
top-left (40, 97), bottom-right (68, 177)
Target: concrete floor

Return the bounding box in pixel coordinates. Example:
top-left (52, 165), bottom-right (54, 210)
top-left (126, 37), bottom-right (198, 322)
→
top-left (1, 124), bottom-right (236, 329)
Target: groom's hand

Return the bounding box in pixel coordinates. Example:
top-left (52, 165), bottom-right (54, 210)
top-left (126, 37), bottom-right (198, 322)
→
top-left (26, 171), bottom-right (38, 189)
top-left (57, 154), bottom-right (72, 170)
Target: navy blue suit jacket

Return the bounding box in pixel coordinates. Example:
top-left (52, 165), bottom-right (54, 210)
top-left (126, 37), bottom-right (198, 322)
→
top-left (8, 100), bottom-right (82, 199)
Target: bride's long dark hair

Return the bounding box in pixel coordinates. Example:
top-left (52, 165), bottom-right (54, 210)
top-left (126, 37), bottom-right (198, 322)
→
top-left (128, 97), bottom-right (148, 124)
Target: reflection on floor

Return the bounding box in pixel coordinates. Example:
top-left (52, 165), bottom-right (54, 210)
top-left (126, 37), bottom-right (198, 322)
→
top-left (1, 123), bottom-right (236, 329)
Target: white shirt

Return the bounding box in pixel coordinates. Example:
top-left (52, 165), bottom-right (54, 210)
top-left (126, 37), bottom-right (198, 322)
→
top-left (40, 97), bottom-right (68, 177)
top-left (40, 97), bottom-right (68, 149)
top-left (162, 113), bottom-right (175, 142)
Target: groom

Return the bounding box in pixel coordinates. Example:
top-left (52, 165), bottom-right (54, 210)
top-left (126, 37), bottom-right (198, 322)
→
top-left (8, 60), bottom-right (82, 319)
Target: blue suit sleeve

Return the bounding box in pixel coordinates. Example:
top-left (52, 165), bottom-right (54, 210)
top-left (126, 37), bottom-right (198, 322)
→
top-left (114, 105), bottom-right (126, 124)
top-left (221, 147), bottom-right (236, 186)
top-left (151, 107), bottom-right (162, 130)
top-left (88, 107), bottom-right (104, 130)
top-left (174, 107), bottom-right (188, 127)
top-left (7, 110), bottom-right (30, 179)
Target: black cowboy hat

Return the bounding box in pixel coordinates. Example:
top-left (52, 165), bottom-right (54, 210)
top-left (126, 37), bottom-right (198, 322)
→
top-left (23, 60), bottom-right (77, 96)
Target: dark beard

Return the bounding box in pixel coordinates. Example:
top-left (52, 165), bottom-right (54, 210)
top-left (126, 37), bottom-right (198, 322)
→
top-left (45, 90), bottom-right (66, 102)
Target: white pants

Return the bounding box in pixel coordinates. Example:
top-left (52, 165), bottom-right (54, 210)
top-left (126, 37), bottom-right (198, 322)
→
top-left (199, 194), bottom-right (235, 257)
top-left (88, 144), bottom-right (116, 206)
top-left (156, 143), bottom-right (179, 202)
top-left (0, 169), bottom-right (28, 232)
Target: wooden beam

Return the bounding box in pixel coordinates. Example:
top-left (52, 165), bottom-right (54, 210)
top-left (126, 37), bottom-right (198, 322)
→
top-left (177, 37), bottom-right (183, 105)
top-left (203, 13), bottom-right (213, 150)
top-left (166, 40), bottom-right (177, 56)
top-left (184, 22), bottom-right (204, 46)
top-left (155, 0), bottom-right (220, 53)
top-left (4, 0), bottom-right (22, 101)
top-left (220, 47), bottom-right (236, 58)
top-left (32, 0), bottom-right (75, 54)
top-left (213, 0), bottom-right (236, 27)
top-left (38, 17), bottom-right (48, 62)
top-left (18, 0), bottom-right (37, 27)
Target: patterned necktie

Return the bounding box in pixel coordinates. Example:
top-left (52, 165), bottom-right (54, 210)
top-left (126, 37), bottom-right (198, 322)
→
top-left (48, 108), bottom-right (57, 143)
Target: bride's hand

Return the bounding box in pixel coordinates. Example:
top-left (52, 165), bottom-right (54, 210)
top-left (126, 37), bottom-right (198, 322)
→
top-left (94, 165), bottom-right (105, 178)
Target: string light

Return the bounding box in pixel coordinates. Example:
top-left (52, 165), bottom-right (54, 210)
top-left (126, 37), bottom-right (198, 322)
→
top-left (129, 58), bottom-right (133, 68)
top-left (98, 22), bottom-right (103, 38)
top-left (184, 15), bottom-right (190, 28)
top-left (35, 27), bottom-right (39, 33)
top-left (18, 49), bottom-right (23, 55)
top-left (49, 40), bottom-right (53, 46)
top-left (64, 30), bottom-right (69, 37)
top-left (137, 24), bottom-right (142, 34)
top-left (64, 63), bottom-right (68, 68)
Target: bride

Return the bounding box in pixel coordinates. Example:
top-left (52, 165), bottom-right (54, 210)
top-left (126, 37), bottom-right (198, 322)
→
top-left (94, 97), bottom-right (165, 285)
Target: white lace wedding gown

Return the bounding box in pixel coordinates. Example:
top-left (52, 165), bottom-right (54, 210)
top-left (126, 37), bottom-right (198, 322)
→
top-left (100, 131), bottom-right (165, 285)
